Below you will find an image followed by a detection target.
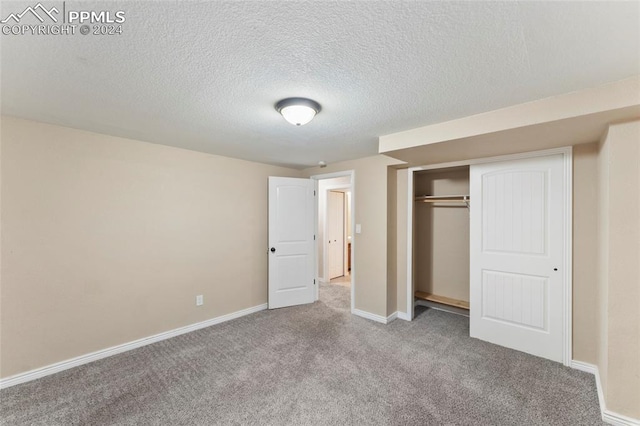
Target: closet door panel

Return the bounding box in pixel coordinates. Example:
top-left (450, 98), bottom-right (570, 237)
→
top-left (482, 170), bottom-right (547, 255)
top-left (470, 154), bottom-right (565, 363)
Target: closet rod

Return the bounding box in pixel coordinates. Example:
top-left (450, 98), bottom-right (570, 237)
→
top-left (414, 195), bottom-right (469, 202)
top-left (414, 195), bottom-right (470, 208)
top-left (416, 199), bottom-right (468, 203)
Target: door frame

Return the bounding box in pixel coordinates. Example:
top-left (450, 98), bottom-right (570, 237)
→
top-left (405, 147), bottom-right (573, 366)
top-left (311, 170), bottom-right (355, 312)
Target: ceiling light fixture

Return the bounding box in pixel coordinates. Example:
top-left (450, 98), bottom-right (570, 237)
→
top-left (275, 97), bottom-right (321, 126)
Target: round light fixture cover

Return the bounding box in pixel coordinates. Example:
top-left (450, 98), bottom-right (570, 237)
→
top-left (275, 98), bottom-right (321, 126)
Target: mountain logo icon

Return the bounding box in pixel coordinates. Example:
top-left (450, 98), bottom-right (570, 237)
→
top-left (1, 3), bottom-right (59, 24)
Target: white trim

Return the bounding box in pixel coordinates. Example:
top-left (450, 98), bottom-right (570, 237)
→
top-left (350, 171), bottom-right (355, 313)
top-left (570, 361), bottom-right (640, 426)
top-left (352, 308), bottom-right (389, 324)
top-left (311, 170), bottom-right (356, 312)
top-left (563, 147), bottom-right (573, 366)
top-left (405, 147), bottom-right (573, 366)
top-left (321, 184), bottom-right (351, 191)
top-left (604, 409), bottom-right (640, 426)
top-left (0, 303), bottom-right (268, 390)
top-left (408, 146), bottom-right (575, 172)
top-left (322, 183), bottom-right (351, 282)
top-left (397, 311), bottom-right (411, 321)
top-left (406, 167), bottom-right (416, 321)
top-left (351, 310), bottom-right (397, 324)
top-left (313, 178), bottom-right (320, 296)
top-left (310, 170), bottom-right (354, 180)
top-left (570, 360), bottom-right (598, 375)
top-left (595, 367), bottom-right (606, 418)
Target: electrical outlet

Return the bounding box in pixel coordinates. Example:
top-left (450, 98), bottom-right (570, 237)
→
top-left (196, 295), bottom-right (204, 306)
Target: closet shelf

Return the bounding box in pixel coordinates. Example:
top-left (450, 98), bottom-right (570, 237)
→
top-left (415, 291), bottom-right (470, 310)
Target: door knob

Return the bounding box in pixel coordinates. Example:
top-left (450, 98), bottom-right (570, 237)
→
top-left (270, 247), bottom-right (276, 253)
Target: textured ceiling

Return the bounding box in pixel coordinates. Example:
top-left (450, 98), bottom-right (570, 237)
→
top-left (1, 1), bottom-right (639, 168)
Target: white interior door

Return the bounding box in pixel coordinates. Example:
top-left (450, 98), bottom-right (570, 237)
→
top-left (470, 154), bottom-right (566, 362)
top-left (268, 177), bottom-right (315, 309)
top-left (328, 191), bottom-right (345, 279)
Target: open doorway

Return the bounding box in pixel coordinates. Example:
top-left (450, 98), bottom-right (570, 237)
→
top-left (312, 171), bottom-right (354, 310)
top-left (327, 189), bottom-right (351, 286)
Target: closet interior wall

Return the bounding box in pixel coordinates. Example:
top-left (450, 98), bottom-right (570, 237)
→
top-left (414, 167), bottom-right (470, 306)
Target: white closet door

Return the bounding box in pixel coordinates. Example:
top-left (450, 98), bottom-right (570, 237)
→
top-left (328, 191), bottom-right (345, 279)
top-left (470, 154), bottom-right (565, 362)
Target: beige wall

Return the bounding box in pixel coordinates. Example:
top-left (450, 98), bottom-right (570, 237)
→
top-left (0, 116), bottom-right (301, 378)
top-left (597, 131), bottom-right (610, 397)
top-left (572, 143), bottom-right (599, 364)
top-left (395, 169), bottom-right (408, 315)
top-left (414, 168), bottom-right (470, 302)
top-left (597, 121), bottom-right (640, 418)
top-left (386, 168), bottom-right (398, 316)
top-left (303, 155), bottom-right (404, 317)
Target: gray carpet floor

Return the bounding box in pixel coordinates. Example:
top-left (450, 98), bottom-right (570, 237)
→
top-left (1, 283), bottom-right (603, 425)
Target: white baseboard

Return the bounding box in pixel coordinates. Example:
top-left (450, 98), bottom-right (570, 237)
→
top-left (604, 410), bottom-right (640, 426)
top-left (570, 360), bottom-right (640, 426)
top-left (570, 360), bottom-right (598, 375)
top-left (0, 303), bottom-right (268, 390)
top-left (397, 311), bottom-right (411, 321)
top-left (352, 308), bottom-right (389, 324)
top-left (351, 309), bottom-right (403, 324)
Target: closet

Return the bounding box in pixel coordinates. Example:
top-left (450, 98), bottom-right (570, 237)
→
top-left (413, 166), bottom-right (470, 315)
top-left (408, 150), bottom-right (572, 364)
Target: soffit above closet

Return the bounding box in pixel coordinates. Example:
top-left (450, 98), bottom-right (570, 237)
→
top-left (1, 1), bottom-right (638, 169)
top-left (380, 77), bottom-right (640, 166)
